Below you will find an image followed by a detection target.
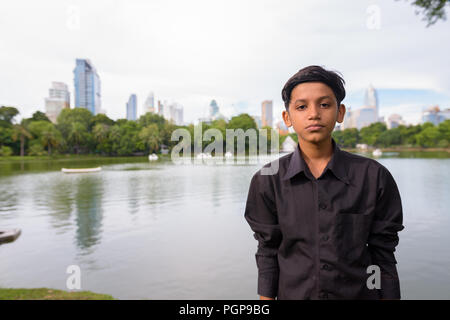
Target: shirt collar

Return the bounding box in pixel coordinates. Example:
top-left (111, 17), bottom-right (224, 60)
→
top-left (282, 137), bottom-right (349, 184)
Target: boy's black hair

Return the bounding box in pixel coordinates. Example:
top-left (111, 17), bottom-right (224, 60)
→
top-left (281, 65), bottom-right (346, 111)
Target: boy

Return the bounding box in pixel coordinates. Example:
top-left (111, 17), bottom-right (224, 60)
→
top-left (244, 65), bottom-right (404, 300)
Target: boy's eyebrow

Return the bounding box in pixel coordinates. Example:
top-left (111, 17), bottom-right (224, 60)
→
top-left (293, 95), bottom-right (334, 104)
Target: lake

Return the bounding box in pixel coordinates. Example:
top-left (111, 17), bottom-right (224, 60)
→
top-left (0, 151), bottom-right (449, 299)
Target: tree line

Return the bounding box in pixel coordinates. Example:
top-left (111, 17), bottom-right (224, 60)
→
top-left (0, 106), bottom-right (276, 157)
top-left (331, 120), bottom-right (450, 149)
top-left (0, 106), bottom-right (448, 157)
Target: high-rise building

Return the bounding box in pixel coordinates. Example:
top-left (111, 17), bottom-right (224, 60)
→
top-left (386, 114), bottom-right (405, 129)
top-left (144, 92), bottom-right (155, 114)
top-left (126, 94), bottom-right (137, 121)
top-left (157, 100), bottom-right (164, 116)
top-left (251, 115), bottom-right (262, 128)
top-left (341, 85), bottom-right (382, 130)
top-left (261, 100), bottom-right (273, 128)
top-left (422, 105), bottom-right (450, 125)
top-left (168, 102), bottom-right (184, 125)
top-left (209, 99), bottom-right (219, 119)
top-left (73, 59), bottom-right (101, 115)
top-left (364, 84), bottom-right (379, 123)
top-left (45, 82), bottom-right (70, 123)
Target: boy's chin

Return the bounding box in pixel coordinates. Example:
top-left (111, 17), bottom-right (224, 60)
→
top-left (299, 132), bottom-right (331, 144)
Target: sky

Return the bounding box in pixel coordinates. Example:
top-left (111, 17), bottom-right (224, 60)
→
top-left (1, 0), bottom-right (450, 125)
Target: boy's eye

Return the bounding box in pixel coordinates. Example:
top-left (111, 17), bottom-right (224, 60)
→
top-left (321, 103), bottom-right (329, 108)
top-left (296, 105), bottom-right (306, 110)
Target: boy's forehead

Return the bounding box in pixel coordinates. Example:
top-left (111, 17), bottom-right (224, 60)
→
top-left (291, 81), bottom-right (335, 100)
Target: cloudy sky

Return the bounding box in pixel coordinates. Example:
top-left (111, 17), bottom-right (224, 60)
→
top-left (1, 0), bottom-right (449, 125)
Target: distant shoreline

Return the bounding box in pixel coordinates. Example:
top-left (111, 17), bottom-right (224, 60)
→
top-left (342, 147), bottom-right (450, 153)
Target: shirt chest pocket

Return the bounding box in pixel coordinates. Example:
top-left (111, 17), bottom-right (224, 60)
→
top-left (334, 212), bottom-right (373, 262)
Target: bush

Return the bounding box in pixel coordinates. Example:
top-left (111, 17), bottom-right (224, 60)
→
top-left (27, 142), bottom-right (46, 156)
top-left (0, 145), bottom-right (13, 156)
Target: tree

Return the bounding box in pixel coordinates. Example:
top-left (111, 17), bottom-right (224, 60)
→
top-left (68, 122), bottom-right (89, 154)
top-left (359, 122), bottom-right (387, 146)
top-left (11, 123), bottom-right (32, 156)
top-left (139, 124), bottom-right (161, 154)
top-left (90, 113), bottom-right (115, 130)
top-left (227, 113), bottom-right (257, 131)
top-left (0, 106), bottom-right (19, 127)
top-left (40, 123), bottom-right (62, 155)
top-left (30, 111), bottom-right (50, 122)
top-left (28, 121), bottom-right (63, 155)
top-left (403, 0), bottom-right (450, 26)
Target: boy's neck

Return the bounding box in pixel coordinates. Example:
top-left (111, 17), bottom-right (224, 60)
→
top-left (297, 136), bottom-right (333, 162)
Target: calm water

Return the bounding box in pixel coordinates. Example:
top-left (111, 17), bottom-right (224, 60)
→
top-left (0, 152), bottom-right (449, 299)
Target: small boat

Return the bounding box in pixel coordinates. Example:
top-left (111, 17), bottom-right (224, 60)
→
top-left (0, 228), bottom-right (21, 245)
top-left (372, 149), bottom-right (382, 157)
top-left (61, 167), bottom-right (102, 173)
top-left (196, 153), bottom-right (212, 159)
top-left (148, 153), bottom-right (158, 161)
top-left (225, 151), bottom-right (233, 158)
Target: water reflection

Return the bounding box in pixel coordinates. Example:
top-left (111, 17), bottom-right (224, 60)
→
top-left (74, 175), bottom-right (104, 251)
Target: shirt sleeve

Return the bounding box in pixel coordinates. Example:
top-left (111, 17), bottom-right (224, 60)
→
top-left (367, 165), bottom-right (405, 299)
top-left (244, 170), bottom-right (282, 299)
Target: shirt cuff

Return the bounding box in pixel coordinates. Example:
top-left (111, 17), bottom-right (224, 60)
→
top-left (257, 271), bottom-right (279, 298)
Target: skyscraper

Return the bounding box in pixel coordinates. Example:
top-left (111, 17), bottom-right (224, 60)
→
top-left (209, 99), bottom-right (219, 119)
top-left (157, 100), bottom-right (164, 116)
top-left (45, 82), bottom-right (70, 123)
top-left (364, 84), bottom-right (379, 122)
top-left (73, 59), bottom-right (101, 115)
top-left (261, 100), bottom-right (273, 128)
top-left (144, 92), bottom-right (155, 114)
top-left (168, 102), bottom-right (184, 125)
top-left (126, 94), bottom-right (137, 121)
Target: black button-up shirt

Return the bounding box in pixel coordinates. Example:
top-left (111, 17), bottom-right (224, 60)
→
top-left (244, 138), bottom-right (405, 300)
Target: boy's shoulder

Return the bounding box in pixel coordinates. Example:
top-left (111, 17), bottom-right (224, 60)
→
top-left (252, 149), bottom-right (393, 184)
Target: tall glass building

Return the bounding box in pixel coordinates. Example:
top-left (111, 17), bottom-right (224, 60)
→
top-left (126, 94), bottom-right (137, 121)
top-left (73, 59), bottom-right (101, 115)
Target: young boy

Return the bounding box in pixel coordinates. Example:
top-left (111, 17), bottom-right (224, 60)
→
top-left (244, 65), bottom-right (405, 300)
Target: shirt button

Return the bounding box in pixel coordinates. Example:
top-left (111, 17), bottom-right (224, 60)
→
top-left (321, 235), bottom-right (329, 241)
top-left (319, 203), bottom-right (327, 210)
top-left (321, 264), bottom-right (332, 271)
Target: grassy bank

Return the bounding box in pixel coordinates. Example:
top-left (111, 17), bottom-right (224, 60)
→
top-left (0, 287), bottom-right (115, 300)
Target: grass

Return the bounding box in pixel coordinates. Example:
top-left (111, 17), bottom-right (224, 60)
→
top-left (0, 287), bottom-right (115, 300)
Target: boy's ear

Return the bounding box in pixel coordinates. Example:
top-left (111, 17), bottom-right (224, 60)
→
top-left (336, 104), bottom-right (346, 123)
top-left (282, 110), bottom-right (292, 127)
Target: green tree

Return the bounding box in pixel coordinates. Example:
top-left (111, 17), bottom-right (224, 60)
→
top-left (139, 124), bottom-right (161, 154)
top-left (227, 113), bottom-right (257, 131)
top-left (403, 0), bottom-right (450, 26)
top-left (68, 122), bottom-right (89, 154)
top-left (359, 122), bottom-right (387, 146)
top-left (11, 123), bottom-right (32, 156)
top-left (0, 106), bottom-right (19, 127)
top-left (415, 125), bottom-right (441, 147)
top-left (28, 121), bottom-right (63, 155)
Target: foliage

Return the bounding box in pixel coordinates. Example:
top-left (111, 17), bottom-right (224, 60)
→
top-left (405, 0), bottom-right (450, 26)
top-left (0, 105), bottom-right (449, 156)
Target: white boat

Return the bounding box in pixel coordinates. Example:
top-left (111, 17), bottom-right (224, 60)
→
top-left (148, 153), bottom-right (158, 161)
top-left (372, 149), bottom-right (382, 157)
top-left (196, 153), bottom-right (211, 159)
top-left (61, 167), bottom-right (102, 173)
top-left (225, 151), bottom-right (233, 158)
top-left (0, 228), bottom-right (21, 245)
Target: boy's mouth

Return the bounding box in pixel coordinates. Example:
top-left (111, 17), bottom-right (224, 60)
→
top-left (305, 124), bottom-right (324, 131)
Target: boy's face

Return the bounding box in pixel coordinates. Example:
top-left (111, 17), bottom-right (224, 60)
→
top-left (282, 81), bottom-right (345, 145)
